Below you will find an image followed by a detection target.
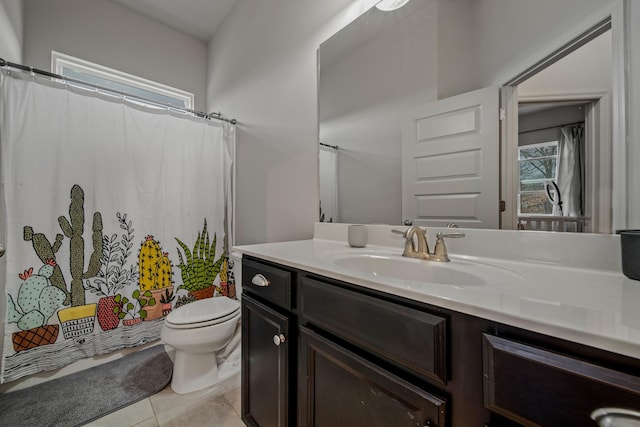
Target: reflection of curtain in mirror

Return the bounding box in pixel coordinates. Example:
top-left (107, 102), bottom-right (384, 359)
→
top-left (556, 124), bottom-right (584, 217)
top-left (319, 145), bottom-right (338, 222)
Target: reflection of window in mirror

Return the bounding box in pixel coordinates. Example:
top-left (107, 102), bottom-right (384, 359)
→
top-left (518, 140), bottom-right (559, 216)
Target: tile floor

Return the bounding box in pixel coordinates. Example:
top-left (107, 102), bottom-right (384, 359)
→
top-left (84, 373), bottom-right (244, 427)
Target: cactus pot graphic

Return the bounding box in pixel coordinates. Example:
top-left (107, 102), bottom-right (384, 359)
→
top-left (162, 303), bottom-right (172, 316)
top-left (190, 286), bottom-right (214, 300)
top-left (122, 318), bottom-right (143, 327)
top-left (57, 304), bottom-right (97, 339)
top-left (97, 296), bottom-right (122, 331)
top-left (143, 288), bottom-right (169, 321)
top-left (12, 325), bottom-right (60, 352)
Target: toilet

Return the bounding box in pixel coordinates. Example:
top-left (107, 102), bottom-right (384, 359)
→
top-left (161, 296), bottom-right (241, 394)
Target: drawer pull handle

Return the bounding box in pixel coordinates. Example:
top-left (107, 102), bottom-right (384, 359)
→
top-left (251, 274), bottom-right (270, 287)
top-left (592, 408), bottom-right (640, 426)
top-left (273, 334), bottom-right (286, 346)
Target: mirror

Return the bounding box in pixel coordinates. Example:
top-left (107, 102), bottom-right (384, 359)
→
top-left (318, 0), bottom-right (616, 232)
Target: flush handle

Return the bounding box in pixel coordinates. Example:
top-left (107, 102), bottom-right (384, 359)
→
top-left (0, 244), bottom-right (4, 258)
top-left (251, 274), bottom-right (270, 287)
top-left (273, 334), bottom-right (286, 346)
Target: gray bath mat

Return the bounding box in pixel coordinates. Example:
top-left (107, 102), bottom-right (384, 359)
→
top-left (0, 344), bottom-right (173, 427)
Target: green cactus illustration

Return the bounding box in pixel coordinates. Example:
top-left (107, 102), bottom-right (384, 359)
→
top-left (23, 226), bottom-right (66, 296)
top-left (175, 219), bottom-right (225, 292)
top-left (8, 260), bottom-right (66, 330)
top-left (57, 184), bottom-right (104, 306)
top-left (138, 236), bottom-right (173, 291)
top-left (24, 185), bottom-right (103, 307)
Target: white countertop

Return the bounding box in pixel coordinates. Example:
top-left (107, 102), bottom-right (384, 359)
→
top-left (234, 224), bottom-right (640, 360)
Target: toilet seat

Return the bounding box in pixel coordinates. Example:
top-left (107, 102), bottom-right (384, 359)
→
top-left (165, 297), bottom-right (240, 329)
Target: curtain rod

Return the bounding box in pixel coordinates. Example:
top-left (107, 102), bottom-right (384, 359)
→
top-left (320, 142), bottom-right (339, 150)
top-left (0, 58), bottom-right (237, 125)
top-left (518, 121), bottom-right (584, 135)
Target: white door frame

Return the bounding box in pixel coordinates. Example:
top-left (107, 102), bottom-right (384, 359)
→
top-left (497, 0), bottom-right (627, 232)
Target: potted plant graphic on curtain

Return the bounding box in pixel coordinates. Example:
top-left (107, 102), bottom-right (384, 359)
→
top-left (138, 235), bottom-right (174, 320)
top-left (160, 288), bottom-right (176, 316)
top-left (23, 184), bottom-right (103, 339)
top-left (83, 212), bottom-right (138, 330)
top-left (7, 260), bottom-right (66, 351)
top-left (175, 219), bottom-right (225, 300)
top-left (112, 289), bottom-right (156, 326)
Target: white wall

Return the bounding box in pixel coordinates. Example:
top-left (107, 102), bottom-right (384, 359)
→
top-left (469, 0), bottom-right (611, 88)
top-left (207, 0), bottom-right (377, 244)
top-left (518, 30), bottom-right (612, 99)
top-left (0, 0), bottom-right (22, 63)
top-left (437, 0), bottom-right (475, 99)
top-left (23, 0), bottom-right (208, 111)
top-left (437, 0), bottom-right (611, 97)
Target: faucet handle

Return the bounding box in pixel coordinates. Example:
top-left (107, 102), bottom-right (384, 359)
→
top-left (431, 231), bottom-right (465, 262)
top-left (392, 228), bottom-right (416, 256)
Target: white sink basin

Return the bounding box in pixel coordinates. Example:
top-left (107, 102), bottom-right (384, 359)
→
top-left (330, 251), bottom-right (522, 287)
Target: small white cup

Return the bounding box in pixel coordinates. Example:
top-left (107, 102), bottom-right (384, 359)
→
top-left (348, 224), bottom-right (368, 248)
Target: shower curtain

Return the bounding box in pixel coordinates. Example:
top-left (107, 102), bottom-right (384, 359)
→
top-left (0, 69), bottom-right (235, 383)
top-left (556, 124), bottom-right (584, 218)
top-left (319, 145), bottom-right (338, 222)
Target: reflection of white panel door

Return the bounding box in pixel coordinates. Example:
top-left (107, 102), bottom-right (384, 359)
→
top-left (402, 86), bottom-right (500, 228)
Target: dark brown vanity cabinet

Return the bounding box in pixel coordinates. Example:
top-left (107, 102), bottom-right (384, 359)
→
top-left (242, 258), bottom-right (297, 427)
top-left (241, 255), bottom-right (640, 427)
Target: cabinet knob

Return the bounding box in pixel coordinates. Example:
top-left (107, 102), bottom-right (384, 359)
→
top-left (273, 334), bottom-right (286, 346)
top-left (251, 273), bottom-right (270, 287)
top-left (0, 244), bottom-right (5, 258)
top-left (592, 408), bottom-right (640, 426)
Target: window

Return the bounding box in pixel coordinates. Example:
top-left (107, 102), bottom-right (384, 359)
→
top-left (518, 141), bottom-right (559, 215)
top-left (51, 51), bottom-right (194, 109)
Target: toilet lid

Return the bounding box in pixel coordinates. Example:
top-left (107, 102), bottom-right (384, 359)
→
top-left (165, 297), bottom-right (240, 326)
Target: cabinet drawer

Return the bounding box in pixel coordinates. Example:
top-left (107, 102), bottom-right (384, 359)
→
top-left (243, 258), bottom-right (293, 310)
top-left (483, 334), bottom-right (640, 427)
top-left (299, 327), bottom-right (447, 427)
top-left (300, 276), bottom-right (447, 383)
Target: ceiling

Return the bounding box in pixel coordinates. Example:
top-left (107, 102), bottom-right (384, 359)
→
top-left (109, 0), bottom-right (237, 42)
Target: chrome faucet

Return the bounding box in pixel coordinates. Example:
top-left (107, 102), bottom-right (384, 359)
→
top-left (392, 227), bottom-right (465, 262)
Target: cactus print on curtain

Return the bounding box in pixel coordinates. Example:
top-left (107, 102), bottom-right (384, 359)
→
top-left (0, 69), bottom-right (235, 383)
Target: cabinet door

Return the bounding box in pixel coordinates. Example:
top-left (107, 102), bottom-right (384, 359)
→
top-left (242, 294), bottom-right (291, 427)
top-left (299, 327), bottom-right (447, 427)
